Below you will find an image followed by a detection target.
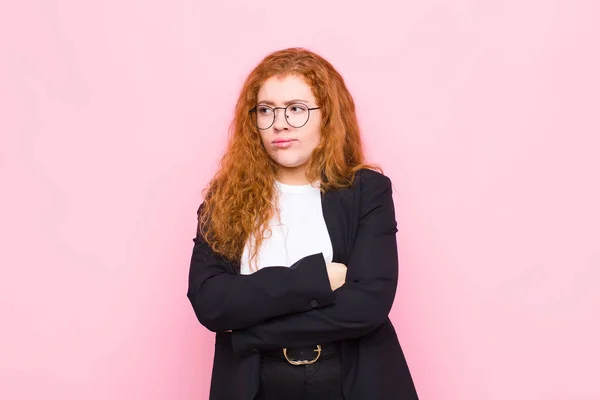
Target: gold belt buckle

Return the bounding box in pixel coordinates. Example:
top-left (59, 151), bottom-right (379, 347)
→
top-left (283, 345), bottom-right (322, 365)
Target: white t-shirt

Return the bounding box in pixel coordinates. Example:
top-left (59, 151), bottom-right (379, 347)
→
top-left (239, 180), bottom-right (334, 275)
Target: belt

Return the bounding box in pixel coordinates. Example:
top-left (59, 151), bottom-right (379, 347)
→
top-left (262, 342), bottom-right (341, 365)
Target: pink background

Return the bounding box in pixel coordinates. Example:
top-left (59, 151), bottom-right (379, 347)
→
top-left (1, 0), bottom-right (599, 399)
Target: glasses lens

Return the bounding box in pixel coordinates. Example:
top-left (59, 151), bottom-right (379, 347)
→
top-left (286, 104), bottom-right (309, 128)
top-left (253, 105), bottom-right (274, 129)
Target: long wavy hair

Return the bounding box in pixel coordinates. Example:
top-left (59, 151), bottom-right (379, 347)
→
top-left (198, 47), bottom-right (381, 271)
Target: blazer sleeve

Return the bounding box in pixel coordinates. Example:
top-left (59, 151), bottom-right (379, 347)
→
top-left (230, 174), bottom-right (399, 355)
top-left (187, 204), bottom-right (337, 333)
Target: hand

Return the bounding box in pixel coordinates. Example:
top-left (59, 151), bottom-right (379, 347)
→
top-left (326, 262), bottom-right (347, 291)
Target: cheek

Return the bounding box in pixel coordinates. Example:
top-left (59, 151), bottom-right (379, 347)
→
top-left (259, 132), bottom-right (271, 148)
top-left (306, 127), bottom-right (321, 149)
top-left (308, 117), bottom-right (322, 144)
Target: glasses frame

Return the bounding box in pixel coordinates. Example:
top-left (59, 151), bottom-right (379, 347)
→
top-left (249, 103), bottom-right (321, 130)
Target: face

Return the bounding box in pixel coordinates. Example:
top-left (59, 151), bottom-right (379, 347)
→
top-left (255, 75), bottom-right (322, 179)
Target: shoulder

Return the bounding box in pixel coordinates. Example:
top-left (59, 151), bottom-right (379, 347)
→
top-left (351, 169), bottom-right (397, 225)
top-left (352, 168), bottom-right (392, 195)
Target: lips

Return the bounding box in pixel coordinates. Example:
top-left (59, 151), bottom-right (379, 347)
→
top-left (272, 139), bottom-right (297, 149)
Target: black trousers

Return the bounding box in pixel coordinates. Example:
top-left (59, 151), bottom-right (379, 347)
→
top-left (254, 346), bottom-right (344, 400)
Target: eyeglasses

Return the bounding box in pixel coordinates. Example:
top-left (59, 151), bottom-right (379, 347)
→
top-left (249, 103), bottom-right (320, 130)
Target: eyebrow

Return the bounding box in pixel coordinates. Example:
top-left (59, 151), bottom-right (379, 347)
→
top-left (257, 99), bottom-right (311, 106)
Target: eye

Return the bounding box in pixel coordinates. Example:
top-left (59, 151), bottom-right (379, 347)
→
top-left (256, 105), bottom-right (273, 115)
top-left (288, 104), bottom-right (308, 114)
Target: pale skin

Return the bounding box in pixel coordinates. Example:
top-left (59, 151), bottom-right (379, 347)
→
top-left (256, 74), bottom-right (347, 291)
top-left (224, 76), bottom-right (346, 332)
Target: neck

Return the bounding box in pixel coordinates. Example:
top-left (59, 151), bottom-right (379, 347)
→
top-left (276, 166), bottom-right (311, 185)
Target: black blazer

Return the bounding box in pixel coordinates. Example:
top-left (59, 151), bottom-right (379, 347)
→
top-left (187, 169), bottom-right (419, 400)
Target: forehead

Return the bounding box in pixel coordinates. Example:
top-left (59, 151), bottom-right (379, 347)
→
top-left (257, 75), bottom-right (316, 103)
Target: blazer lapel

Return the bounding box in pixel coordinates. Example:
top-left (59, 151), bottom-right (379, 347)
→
top-left (321, 187), bottom-right (354, 265)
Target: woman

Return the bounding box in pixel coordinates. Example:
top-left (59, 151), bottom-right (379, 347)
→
top-left (187, 48), bottom-right (419, 400)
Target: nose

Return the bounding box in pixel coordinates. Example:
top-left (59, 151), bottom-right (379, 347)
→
top-left (272, 108), bottom-right (289, 132)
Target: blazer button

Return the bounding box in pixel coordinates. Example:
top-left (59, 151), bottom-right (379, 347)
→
top-left (310, 300), bottom-right (319, 308)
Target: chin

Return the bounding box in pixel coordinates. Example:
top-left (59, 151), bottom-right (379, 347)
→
top-left (272, 155), bottom-right (308, 168)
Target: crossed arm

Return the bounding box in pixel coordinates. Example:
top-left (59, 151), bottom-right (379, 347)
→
top-left (187, 174), bottom-right (398, 355)
top-left (230, 176), bottom-right (399, 355)
top-left (186, 205), bottom-right (336, 332)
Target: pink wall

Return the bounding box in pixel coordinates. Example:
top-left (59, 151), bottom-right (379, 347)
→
top-left (1, 0), bottom-right (599, 398)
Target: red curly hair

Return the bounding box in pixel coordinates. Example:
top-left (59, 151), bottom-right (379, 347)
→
top-left (198, 47), bottom-right (381, 271)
